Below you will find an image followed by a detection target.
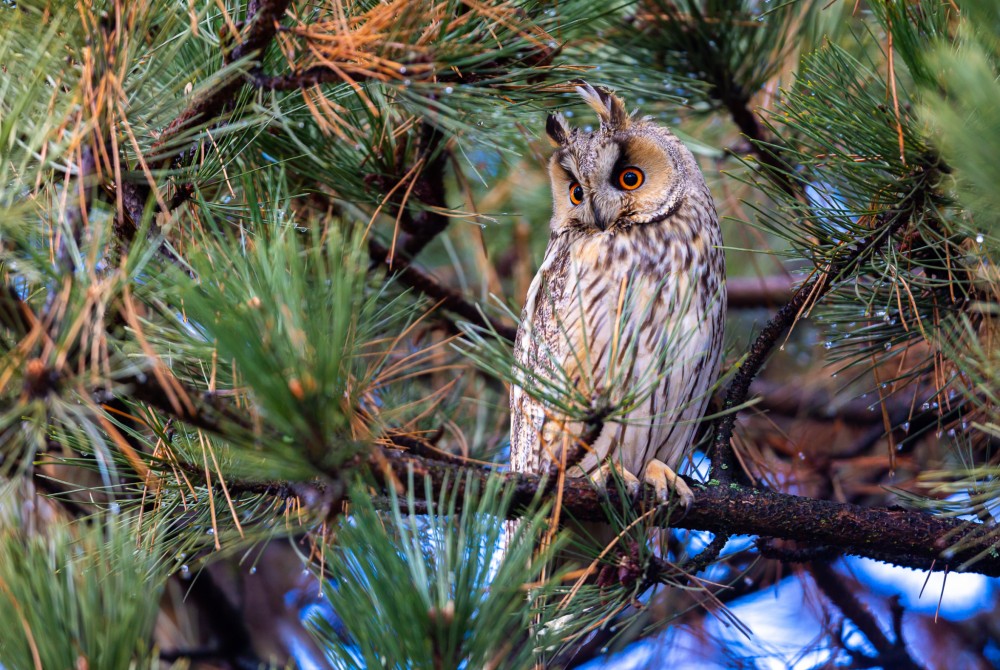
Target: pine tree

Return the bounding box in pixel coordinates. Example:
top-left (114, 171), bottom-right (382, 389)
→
top-left (1, 1), bottom-right (999, 668)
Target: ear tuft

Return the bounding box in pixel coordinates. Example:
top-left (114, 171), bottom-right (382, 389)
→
top-left (546, 112), bottom-right (571, 146)
top-left (575, 81), bottom-right (630, 131)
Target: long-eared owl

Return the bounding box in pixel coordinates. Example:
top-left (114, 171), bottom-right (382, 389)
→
top-left (509, 84), bottom-right (725, 506)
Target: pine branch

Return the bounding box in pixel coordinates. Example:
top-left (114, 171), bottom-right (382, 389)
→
top-left (153, 0), bottom-right (290, 162)
top-left (86, 360), bottom-right (1000, 579)
top-left (111, 0), bottom-right (290, 244)
top-left (393, 123), bottom-right (450, 260)
top-left (710, 170), bottom-right (933, 483)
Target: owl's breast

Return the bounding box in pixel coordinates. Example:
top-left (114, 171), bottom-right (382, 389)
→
top-left (569, 226), bottom-right (692, 285)
top-left (571, 213), bottom-right (724, 312)
top-left (510, 218), bottom-right (724, 475)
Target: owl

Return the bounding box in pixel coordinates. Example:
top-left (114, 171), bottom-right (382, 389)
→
top-left (509, 84), bottom-right (725, 508)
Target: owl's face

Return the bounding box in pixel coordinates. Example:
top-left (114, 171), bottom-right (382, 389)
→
top-left (546, 84), bottom-right (698, 234)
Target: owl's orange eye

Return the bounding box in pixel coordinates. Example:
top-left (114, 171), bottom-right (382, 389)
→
top-left (569, 182), bottom-right (584, 205)
top-left (618, 168), bottom-right (644, 190)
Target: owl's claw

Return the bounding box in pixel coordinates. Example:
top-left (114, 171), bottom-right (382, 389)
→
top-left (643, 459), bottom-right (695, 511)
top-left (586, 462), bottom-right (641, 499)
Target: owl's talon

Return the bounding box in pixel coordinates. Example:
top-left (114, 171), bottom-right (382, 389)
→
top-left (587, 462), bottom-right (641, 499)
top-left (643, 459), bottom-right (695, 510)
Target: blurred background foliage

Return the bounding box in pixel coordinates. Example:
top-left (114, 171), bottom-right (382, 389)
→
top-left (1, 0), bottom-right (999, 668)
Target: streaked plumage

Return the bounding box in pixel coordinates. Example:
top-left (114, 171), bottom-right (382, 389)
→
top-left (510, 84), bottom-right (725, 504)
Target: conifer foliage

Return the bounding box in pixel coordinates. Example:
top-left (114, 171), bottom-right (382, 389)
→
top-left (1, 1), bottom-right (999, 668)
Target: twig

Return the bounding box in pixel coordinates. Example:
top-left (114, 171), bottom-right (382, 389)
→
top-left (250, 65), bottom-right (351, 90)
top-left (368, 238), bottom-right (517, 341)
top-left (381, 429), bottom-right (471, 468)
top-left (54, 146), bottom-right (97, 276)
top-left (682, 532), bottom-right (731, 574)
top-left (812, 561), bottom-right (925, 670)
top-left (116, 379), bottom-right (239, 436)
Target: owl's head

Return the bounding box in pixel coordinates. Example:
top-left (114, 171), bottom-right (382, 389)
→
top-left (545, 83), bottom-right (703, 234)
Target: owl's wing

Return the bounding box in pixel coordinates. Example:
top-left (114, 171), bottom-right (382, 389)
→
top-left (510, 231), bottom-right (627, 476)
top-left (509, 233), bottom-right (586, 475)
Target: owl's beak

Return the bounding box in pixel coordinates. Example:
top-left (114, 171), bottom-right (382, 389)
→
top-left (590, 200), bottom-right (617, 232)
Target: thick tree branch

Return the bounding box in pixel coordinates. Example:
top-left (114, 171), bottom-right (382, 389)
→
top-left (11, 284), bottom-right (994, 582)
top-left (718, 91), bottom-right (800, 199)
top-left (373, 448), bottom-right (1000, 577)
top-left (726, 275), bottom-right (795, 309)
